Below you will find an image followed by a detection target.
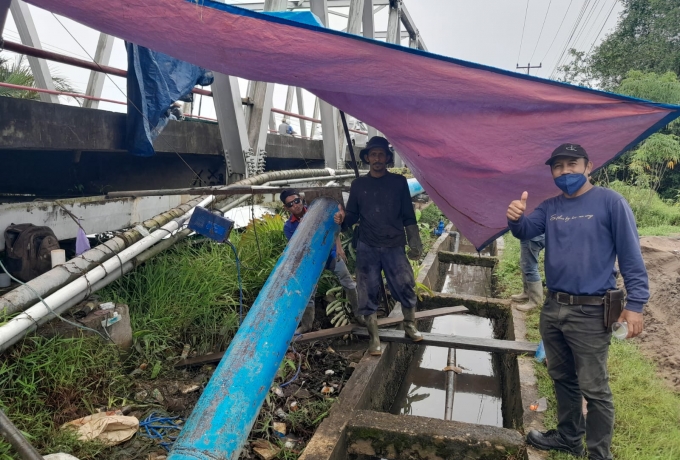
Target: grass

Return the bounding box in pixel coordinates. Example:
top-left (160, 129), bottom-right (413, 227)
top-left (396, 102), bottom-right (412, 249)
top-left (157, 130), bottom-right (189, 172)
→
top-left (608, 181), bottom-right (680, 228)
top-left (637, 225), bottom-right (680, 236)
top-left (496, 233), bottom-right (680, 459)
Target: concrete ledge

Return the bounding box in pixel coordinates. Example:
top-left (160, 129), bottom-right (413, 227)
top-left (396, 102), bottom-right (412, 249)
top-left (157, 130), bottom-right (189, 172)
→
top-left (438, 251), bottom-right (498, 268)
top-left (420, 292), bottom-right (512, 326)
top-left (346, 410), bottom-right (526, 460)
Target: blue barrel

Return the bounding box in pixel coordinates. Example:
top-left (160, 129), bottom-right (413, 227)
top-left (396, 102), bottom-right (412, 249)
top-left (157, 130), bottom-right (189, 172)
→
top-left (169, 197), bottom-right (339, 460)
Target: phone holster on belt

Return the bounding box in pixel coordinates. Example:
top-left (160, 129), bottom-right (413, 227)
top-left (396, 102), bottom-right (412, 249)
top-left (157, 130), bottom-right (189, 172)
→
top-left (604, 289), bottom-right (625, 329)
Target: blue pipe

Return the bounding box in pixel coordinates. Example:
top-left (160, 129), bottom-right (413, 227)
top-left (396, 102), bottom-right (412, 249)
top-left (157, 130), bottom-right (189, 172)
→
top-left (407, 177), bottom-right (424, 197)
top-left (168, 197), bottom-right (339, 460)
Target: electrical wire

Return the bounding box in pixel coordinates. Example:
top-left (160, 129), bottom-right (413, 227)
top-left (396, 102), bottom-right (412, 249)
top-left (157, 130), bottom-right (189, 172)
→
top-left (529, 0), bottom-right (552, 64)
top-left (516, 0), bottom-right (531, 65)
top-left (585, 0), bottom-right (619, 56)
top-left (226, 241), bottom-right (244, 325)
top-left (550, 0), bottom-right (593, 78)
top-left (540, 0), bottom-right (575, 67)
top-left (0, 259), bottom-right (111, 342)
top-left (50, 13), bottom-right (205, 184)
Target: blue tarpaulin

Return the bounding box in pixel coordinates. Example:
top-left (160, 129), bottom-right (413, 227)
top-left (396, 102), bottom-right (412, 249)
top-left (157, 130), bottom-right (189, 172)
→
top-left (125, 43), bottom-right (214, 156)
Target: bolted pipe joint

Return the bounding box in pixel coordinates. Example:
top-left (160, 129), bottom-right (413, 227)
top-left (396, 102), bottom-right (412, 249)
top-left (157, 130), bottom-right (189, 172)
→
top-left (169, 197), bottom-right (340, 460)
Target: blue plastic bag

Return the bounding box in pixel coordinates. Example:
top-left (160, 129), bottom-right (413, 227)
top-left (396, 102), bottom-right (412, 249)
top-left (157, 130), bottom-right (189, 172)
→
top-left (535, 340), bottom-right (546, 363)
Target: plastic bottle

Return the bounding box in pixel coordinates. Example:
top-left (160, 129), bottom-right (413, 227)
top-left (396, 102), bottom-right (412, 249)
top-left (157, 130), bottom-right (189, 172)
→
top-left (612, 321), bottom-right (628, 340)
top-left (434, 219), bottom-right (444, 236)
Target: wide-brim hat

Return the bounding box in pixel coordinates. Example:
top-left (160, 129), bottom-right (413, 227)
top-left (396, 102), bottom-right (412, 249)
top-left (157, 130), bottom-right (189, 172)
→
top-left (359, 136), bottom-right (393, 163)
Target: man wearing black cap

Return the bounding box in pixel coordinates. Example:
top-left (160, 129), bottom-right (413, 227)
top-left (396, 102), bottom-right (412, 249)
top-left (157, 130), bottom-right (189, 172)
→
top-left (333, 136), bottom-right (423, 356)
top-left (506, 143), bottom-right (649, 460)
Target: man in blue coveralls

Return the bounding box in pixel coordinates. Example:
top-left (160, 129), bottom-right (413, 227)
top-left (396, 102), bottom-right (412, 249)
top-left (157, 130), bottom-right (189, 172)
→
top-left (281, 189), bottom-right (358, 334)
top-left (506, 143), bottom-right (649, 460)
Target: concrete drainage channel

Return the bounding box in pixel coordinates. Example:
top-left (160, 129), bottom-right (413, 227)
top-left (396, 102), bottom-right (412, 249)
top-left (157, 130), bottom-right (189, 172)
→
top-left (300, 227), bottom-right (543, 460)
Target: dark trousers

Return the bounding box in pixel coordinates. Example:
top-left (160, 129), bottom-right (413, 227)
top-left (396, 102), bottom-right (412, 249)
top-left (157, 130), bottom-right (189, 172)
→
top-left (355, 240), bottom-right (417, 316)
top-left (540, 297), bottom-right (614, 460)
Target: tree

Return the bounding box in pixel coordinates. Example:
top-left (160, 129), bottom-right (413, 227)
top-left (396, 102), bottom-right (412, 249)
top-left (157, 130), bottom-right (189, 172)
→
top-left (589, 0), bottom-right (680, 90)
top-left (0, 55), bottom-right (77, 100)
top-left (595, 71), bottom-right (680, 199)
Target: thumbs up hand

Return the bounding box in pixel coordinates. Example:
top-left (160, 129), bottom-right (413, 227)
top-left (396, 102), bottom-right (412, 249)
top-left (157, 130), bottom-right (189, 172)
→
top-left (507, 191), bottom-right (528, 222)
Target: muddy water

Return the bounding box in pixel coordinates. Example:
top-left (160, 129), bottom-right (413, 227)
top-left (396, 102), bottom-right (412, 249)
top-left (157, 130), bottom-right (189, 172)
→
top-left (390, 262), bottom-right (503, 426)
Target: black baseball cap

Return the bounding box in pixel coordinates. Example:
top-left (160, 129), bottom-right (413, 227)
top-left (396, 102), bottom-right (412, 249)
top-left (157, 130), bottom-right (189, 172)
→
top-left (545, 143), bottom-right (589, 165)
top-left (359, 136), bottom-right (394, 163)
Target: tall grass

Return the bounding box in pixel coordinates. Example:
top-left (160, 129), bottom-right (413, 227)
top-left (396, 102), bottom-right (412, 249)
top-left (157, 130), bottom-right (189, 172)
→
top-left (608, 181), bottom-right (680, 227)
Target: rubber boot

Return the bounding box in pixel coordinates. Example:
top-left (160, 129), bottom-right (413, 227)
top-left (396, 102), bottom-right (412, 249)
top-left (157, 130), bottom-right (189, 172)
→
top-left (402, 307), bottom-right (423, 342)
top-left (515, 281), bottom-right (543, 312)
top-left (295, 301), bottom-right (315, 334)
top-left (345, 288), bottom-right (364, 325)
top-left (365, 313), bottom-right (382, 356)
top-left (511, 274), bottom-right (529, 302)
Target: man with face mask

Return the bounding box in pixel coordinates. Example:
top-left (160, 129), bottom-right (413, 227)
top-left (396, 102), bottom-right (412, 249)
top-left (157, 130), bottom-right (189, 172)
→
top-left (333, 136), bottom-right (423, 356)
top-left (506, 143), bottom-right (649, 460)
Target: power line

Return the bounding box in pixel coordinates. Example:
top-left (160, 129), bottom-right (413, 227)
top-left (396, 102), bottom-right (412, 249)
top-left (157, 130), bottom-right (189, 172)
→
top-left (586, 0), bottom-right (619, 56)
top-left (540, 0), bottom-right (575, 64)
top-left (529, 0), bottom-right (552, 64)
top-left (516, 0), bottom-right (531, 65)
top-left (572, 0), bottom-right (606, 51)
top-left (550, 0), bottom-right (592, 78)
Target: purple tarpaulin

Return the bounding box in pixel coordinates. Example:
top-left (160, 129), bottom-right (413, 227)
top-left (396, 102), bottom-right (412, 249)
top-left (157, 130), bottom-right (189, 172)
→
top-left (25, 0), bottom-right (680, 249)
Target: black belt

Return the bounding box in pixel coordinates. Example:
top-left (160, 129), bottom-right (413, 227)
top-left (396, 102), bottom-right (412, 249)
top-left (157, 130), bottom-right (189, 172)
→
top-left (548, 291), bottom-right (604, 306)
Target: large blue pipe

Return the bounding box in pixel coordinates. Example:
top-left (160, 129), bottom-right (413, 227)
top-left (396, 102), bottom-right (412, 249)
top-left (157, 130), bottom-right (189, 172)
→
top-left (168, 197), bottom-right (339, 460)
top-left (407, 177), bottom-right (424, 197)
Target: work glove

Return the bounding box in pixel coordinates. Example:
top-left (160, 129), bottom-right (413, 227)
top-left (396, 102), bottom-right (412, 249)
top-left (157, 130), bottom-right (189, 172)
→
top-left (405, 225), bottom-right (423, 261)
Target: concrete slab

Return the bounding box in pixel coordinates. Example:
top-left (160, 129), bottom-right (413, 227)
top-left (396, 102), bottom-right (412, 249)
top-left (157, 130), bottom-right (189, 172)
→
top-left (346, 410), bottom-right (525, 460)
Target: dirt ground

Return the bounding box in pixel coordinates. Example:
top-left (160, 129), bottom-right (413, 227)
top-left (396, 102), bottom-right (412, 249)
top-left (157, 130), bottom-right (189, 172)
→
top-left (634, 236), bottom-right (680, 392)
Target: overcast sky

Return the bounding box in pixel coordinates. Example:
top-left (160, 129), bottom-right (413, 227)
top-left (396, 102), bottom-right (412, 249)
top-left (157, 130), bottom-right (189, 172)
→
top-left (1, 0), bottom-right (624, 131)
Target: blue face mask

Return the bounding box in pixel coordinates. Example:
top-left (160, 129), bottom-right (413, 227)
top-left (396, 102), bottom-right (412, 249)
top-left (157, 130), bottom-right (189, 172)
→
top-left (554, 173), bottom-right (587, 196)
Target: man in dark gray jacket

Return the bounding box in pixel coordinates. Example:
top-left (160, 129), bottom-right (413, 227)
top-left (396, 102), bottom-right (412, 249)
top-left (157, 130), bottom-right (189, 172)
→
top-left (334, 136), bottom-right (423, 356)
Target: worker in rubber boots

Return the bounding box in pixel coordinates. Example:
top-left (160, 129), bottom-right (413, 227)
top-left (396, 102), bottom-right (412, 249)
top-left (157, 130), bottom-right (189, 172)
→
top-left (333, 136), bottom-right (423, 356)
top-left (281, 189), bottom-right (359, 334)
top-left (511, 234), bottom-right (545, 311)
top-left (506, 143), bottom-right (649, 460)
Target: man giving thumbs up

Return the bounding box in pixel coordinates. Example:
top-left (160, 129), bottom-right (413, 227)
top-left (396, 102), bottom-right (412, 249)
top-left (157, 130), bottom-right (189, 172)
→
top-left (506, 144), bottom-right (649, 460)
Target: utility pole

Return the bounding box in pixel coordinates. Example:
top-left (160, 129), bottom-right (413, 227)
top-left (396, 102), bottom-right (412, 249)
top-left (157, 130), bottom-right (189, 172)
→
top-left (516, 63), bottom-right (542, 75)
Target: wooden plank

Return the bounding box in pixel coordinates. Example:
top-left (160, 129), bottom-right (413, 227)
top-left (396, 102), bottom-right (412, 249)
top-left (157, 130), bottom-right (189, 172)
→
top-left (175, 306), bottom-right (468, 368)
top-left (352, 329), bottom-right (537, 355)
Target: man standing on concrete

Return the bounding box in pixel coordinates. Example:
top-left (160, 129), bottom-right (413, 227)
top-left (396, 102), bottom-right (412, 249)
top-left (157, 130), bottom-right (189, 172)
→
top-left (281, 189), bottom-right (358, 334)
top-left (511, 234), bottom-right (545, 311)
top-left (506, 143), bottom-right (649, 460)
top-left (334, 136), bottom-right (423, 356)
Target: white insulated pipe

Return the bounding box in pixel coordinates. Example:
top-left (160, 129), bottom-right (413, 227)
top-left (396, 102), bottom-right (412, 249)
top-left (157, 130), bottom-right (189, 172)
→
top-left (0, 196), bottom-right (214, 353)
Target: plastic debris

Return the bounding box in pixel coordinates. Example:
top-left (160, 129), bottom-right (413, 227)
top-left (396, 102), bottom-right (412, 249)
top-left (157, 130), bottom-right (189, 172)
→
top-left (275, 408), bottom-right (288, 420)
top-left (289, 401), bottom-right (299, 412)
top-left (535, 340), bottom-right (546, 363)
top-left (324, 370), bottom-right (334, 375)
top-left (272, 422), bottom-right (287, 437)
top-left (99, 302), bottom-right (115, 310)
top-left (61, 411), bottom-right (139, 446)
top-left (272, 386), bottom-right (284, 397)
top-left (529, 397), bottom-right (547, 412)
top-left (180, 384), bottom-right (200, 394)
top-left (43, 455), bottom-right (81, 460)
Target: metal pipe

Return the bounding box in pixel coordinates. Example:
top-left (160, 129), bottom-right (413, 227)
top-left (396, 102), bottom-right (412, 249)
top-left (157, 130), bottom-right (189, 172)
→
top-left (444, 230), bottom-right (460, 420)
top-left (339, 110), bottom-right (360, 178)
top-left (0, 196), bottom-right (207, 317)
top-left (266, 174), bottom-right (356, 185)
top-left (107, 185), bottom-right (349, 199)
top-left (169, 197), bottom-right (339, 460)
top-left (0, 81), bottom-right (127, 104)
top-left (0, 196), bottom-right (214, 353)
top-left (0, 410), bottom-right (43, 460)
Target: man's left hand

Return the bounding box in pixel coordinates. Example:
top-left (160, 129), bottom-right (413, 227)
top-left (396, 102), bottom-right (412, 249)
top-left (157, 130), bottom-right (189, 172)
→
top-left (618, 309), bottom-right (644, 338)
